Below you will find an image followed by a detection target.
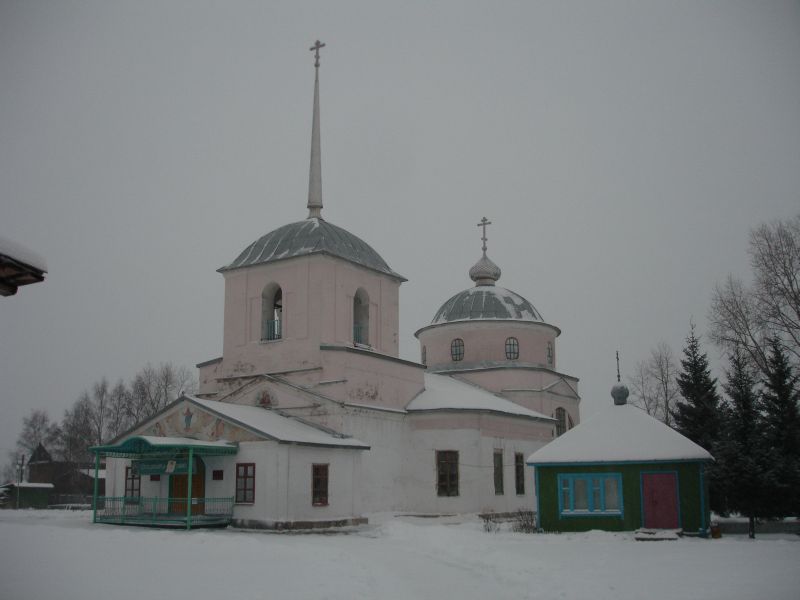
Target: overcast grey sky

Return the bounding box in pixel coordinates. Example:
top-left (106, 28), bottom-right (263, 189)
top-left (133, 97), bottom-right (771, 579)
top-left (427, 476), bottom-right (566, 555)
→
top-left (2, 1), bottom-right (799, 461)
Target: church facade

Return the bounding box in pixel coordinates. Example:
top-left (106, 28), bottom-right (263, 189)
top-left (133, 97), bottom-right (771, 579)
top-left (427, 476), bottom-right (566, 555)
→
top-left (99, 44), bottom-right (580, 529)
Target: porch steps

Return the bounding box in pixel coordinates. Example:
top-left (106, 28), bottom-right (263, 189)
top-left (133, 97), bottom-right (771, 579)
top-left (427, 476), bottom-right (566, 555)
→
top-left (634, 528), bottom-right (682, 541)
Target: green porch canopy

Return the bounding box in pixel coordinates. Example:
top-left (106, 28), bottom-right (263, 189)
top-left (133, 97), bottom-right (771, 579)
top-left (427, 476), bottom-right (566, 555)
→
top-left (90, 435), bottom-right (238, 458)
top-left (89, 436), bottom-right (238, 530)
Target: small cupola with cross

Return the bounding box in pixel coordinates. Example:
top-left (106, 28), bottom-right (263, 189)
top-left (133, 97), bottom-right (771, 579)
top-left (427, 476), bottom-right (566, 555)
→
top-left (468, 217), bottom-right (502, 286)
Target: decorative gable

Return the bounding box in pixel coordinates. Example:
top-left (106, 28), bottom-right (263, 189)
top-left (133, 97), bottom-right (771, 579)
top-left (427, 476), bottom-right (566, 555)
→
top-left (139, 400), bottom-right (263, 443)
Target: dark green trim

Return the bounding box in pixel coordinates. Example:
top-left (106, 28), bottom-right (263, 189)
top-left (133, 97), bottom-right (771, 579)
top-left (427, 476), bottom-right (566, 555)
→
top-left (90, 436), bottom-right (238, 458)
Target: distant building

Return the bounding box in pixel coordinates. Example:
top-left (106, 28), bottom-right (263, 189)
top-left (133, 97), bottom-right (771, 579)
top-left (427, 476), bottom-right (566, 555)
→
top-left (0, 482), bottom-right (54, 509)
top-left (92, 43), bottom-right (580, 529)
top-left (528, 384), bottom-right (713, 534)
top-left (0, 236), bottom-right (47, 296)
top-left (27, 443), bottom-right (104, 504)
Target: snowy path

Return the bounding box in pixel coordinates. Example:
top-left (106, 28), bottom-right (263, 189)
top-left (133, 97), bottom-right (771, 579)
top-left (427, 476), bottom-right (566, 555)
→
top-left (0, 511), bottom-right (797, 600)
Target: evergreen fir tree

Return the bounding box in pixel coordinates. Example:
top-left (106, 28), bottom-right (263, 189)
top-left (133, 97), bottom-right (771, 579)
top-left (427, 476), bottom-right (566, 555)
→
top-left (761, 338), bottom-right (800, 518)
top-left (716, 348), bottom-right (770, 537)
top-left (671, 325), bottom-right (725, 511)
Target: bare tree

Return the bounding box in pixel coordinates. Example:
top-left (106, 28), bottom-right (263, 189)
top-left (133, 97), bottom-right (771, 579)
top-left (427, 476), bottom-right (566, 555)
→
top-left (710, 213), bottom-right (800, 375)
top-left (89, 377), bottom-right (110, 447)
top-left (105, 378), bottom-right (131, 441)
top-left (627, 342), bottom-right (679, 425)
top-left (750, 216), bottom-right (800, 362)
top-left (629, 360), bottom-right (660, 417)
top-left (129, 363), bottom-right (159, 420)
top-left (710, 275), bottom-right (770, 374)
top-left (127, 362), bottom-right (197, 424)
top-left (650, 342), bottom-right (679, 427)
top-left (15, 409), bottom-right (60, 456)
top-left (59, 392), bottom-right (95, 464)
top-left (1, 457), bottom-right (19, 483)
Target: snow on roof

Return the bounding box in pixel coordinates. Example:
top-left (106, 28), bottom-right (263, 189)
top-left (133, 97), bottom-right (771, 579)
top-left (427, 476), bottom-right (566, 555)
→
top-left (187, 396), bottom-right (370, 449)
top-left (0, 236), bottom-right (47, 272)
top-left (0, 482), bottom-right (54, 489)
top-left (527, 402), bottom-right (713, 465)
top-left (135, 435), bottom-right (234, 449)
top-left (406, 373), bottom-right (552, 420)
top-left (79, 469), bottom-right (107, 479)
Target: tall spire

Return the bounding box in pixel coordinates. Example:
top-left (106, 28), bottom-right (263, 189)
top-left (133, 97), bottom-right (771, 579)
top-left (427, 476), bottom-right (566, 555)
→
top-left (307, 40), bottom-right (325, 219)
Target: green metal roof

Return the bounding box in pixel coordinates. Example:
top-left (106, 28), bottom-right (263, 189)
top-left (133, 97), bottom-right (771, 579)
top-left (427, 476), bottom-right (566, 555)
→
top-left (219, 218), bottom-right (406, 281)
top-left (90, 435), bottom-right (238, 458)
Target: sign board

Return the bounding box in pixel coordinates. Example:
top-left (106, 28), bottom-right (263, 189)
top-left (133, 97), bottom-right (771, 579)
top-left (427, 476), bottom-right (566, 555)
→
top-left (133, 459), bottom-right (190, 475)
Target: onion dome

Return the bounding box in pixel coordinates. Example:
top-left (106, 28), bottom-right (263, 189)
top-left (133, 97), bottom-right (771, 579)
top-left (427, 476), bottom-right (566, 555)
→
top-left (468, 254), bottom-right (501, 286)
top-left (219, 218), bottom-right (405, 280)
top-left (611, 383), bottom-right (630, 406)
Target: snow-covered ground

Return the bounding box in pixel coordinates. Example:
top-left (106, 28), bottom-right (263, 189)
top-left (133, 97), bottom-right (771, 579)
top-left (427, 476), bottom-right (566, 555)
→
top-left (1, 510), bottom-right (797, 600)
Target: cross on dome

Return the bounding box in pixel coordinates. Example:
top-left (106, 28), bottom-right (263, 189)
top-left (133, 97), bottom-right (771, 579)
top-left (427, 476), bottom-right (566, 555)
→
top-left (477, 217), bottom-right (492, 255)
top-left (469, 217), bottom-right (501, 286)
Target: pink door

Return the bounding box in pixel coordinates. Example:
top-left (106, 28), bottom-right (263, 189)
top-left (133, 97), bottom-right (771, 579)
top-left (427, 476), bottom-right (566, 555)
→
top-left (642, 472), bottom-right (679, 529)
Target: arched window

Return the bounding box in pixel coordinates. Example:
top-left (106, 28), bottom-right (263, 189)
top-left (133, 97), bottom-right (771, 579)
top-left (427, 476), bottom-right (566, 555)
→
top-left (421, 346), bottom-right (427, 365)
top-left (505, 337), bottom-right (519, 360)
top-left (353, 288), bottom-right (369, 345)
top-left (547, 342), bottom-right (553, 366)
top-left (450, 338), bottom-right (464, 361)
top-left (261, 284), bottom-right (283, 341)
top-left (555, 407), bottom-right (567, 436)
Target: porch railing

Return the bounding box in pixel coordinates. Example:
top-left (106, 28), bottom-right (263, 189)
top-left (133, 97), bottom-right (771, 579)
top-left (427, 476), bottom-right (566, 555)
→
top-left (95, 496), bottom-right (234, 527)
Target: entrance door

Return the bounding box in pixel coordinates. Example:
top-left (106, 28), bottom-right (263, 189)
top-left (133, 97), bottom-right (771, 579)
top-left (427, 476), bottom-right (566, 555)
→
top-left (641, 472), bottom-right (679, 529)
top-left (170, 457), bottom-right (205, 515)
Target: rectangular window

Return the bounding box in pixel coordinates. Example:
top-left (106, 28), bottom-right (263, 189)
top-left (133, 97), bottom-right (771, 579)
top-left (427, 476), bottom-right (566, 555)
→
top-left (493, 450), bottom-right (504, 495)
top-left (149, 474), bottom-right (160, 482)
top-left (212, 469), bottom-right (224, 481)
top-left (558, 473), bottom-right (623, 517)
top-left (436, 450), bottom-right (459, 497)
top-left (125, 466), bottom-right (140, 498)
top-left (312, 464), bottom-right (329, 506)
top-left (604, 477), bottom-right (620, 510)
top-left (515, 453), bottom-right (525, 495)
top-left (235, 463), bottom-right (255, 504)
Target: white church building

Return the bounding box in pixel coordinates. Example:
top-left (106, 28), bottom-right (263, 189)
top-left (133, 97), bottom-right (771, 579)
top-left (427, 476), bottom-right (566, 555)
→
top-left (94, 42), bottom-right (580, 530)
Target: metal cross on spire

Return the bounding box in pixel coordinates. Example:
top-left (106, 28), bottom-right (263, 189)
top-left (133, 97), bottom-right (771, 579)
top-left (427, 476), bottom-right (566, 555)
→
top-left (477, 217), bottom-right (492, 255)
top-left (310, 40), bottom-right (325, 68)
top-left (307, 40), bottom-right (325, 218)
top-left (616, 350), bottom-right (621, 383)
